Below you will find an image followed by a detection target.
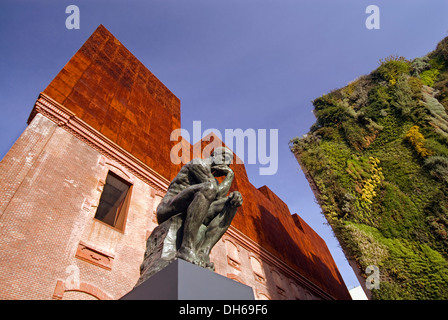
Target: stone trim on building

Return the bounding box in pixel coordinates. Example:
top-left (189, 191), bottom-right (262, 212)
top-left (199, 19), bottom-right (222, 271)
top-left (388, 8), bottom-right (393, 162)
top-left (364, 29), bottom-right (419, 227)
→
top-left (28, 93), bottom-right (170, 194)
top-left (52, 279), bottom-right (113, 300)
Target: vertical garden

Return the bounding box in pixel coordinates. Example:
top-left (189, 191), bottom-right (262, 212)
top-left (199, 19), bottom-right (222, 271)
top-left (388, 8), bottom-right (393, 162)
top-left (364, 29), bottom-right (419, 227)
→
top-left (290, 37), bottom-right (448, 299)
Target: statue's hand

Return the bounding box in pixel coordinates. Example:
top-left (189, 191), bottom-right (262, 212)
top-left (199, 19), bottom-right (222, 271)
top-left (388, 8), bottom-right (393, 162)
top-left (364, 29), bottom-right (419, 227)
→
top-left (228, 191), bottom-right (243, 208)
top-left (212, 165), bottom-right (233, 177)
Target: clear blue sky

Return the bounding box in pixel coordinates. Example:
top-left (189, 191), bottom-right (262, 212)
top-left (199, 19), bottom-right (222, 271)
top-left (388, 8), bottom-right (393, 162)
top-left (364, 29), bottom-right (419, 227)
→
top-left (1, 0), bottom-right (448, 294)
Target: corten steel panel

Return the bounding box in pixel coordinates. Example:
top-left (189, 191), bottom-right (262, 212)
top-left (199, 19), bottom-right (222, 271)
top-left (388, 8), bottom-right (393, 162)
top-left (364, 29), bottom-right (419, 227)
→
top-left (42, 25), bottom-right (181, 181)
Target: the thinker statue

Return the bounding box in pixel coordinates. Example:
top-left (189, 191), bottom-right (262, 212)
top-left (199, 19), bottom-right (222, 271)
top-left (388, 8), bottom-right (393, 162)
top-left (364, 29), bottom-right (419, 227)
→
top-left (136, 147), bottom-right (243, 286)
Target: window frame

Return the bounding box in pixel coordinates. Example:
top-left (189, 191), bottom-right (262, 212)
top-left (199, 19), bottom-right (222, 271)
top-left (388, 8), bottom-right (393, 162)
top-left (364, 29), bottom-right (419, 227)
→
top-left (93, 170), bottom-right (133, 233)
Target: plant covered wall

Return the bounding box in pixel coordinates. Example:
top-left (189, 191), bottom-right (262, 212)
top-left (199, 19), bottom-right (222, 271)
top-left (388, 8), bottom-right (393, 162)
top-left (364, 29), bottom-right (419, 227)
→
top-left (290, 37), bottom-right (448, 299)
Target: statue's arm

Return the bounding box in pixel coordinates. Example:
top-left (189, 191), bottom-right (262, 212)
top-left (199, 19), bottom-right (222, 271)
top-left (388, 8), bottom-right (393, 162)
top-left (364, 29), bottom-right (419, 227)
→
top-left (187, 161), bottom-right (218, 185)
top-left (215, 167), bottom-right (234, 199)
top-left (185, 160), bottom-right (234, 199)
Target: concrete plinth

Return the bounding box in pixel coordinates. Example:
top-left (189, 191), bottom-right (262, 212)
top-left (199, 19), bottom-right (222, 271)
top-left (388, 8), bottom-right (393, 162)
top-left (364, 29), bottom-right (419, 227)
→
top-left (120, 259), bottom-right (255, 300)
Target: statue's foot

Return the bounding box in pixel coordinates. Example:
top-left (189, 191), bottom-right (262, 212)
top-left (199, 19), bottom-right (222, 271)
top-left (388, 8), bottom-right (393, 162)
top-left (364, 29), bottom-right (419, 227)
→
top-left (196, 258), bottom-right (214, 271)
top-left (177, 247), bottom-right (199, 265)
top-left (197, 250), bottom-right (215, 271)
top-left (204, 261), bottom-right (215, 271)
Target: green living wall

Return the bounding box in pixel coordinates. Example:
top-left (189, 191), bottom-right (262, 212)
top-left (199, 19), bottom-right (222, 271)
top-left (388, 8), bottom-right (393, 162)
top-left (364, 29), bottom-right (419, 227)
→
top-left (290, 37), bottom-right (448, 299)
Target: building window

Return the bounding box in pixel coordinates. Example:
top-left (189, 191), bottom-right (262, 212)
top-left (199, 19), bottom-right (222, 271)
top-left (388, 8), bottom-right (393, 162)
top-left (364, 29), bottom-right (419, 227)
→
top-left (224, 239), bottom-right (241, 270)
top-left (94, 171), bottom-right (132, 231)
top-left (250, 256), bottom-right (266, 285)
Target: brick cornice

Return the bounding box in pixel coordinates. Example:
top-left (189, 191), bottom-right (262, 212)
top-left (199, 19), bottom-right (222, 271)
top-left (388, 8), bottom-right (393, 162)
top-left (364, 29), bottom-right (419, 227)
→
top-left (28, 93), bottom-right (170, 193)
top-left (225, 225), bottom-right (336, 300)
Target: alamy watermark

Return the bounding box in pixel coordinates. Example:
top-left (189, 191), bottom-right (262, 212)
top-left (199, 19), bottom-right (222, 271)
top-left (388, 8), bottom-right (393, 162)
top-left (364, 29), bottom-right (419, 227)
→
top-left (62, 4), bottom-right (377, 172)
top-left (66, 5), bottom-right (80, 30)
top-left (64, 5), bottom-right (379, 31)
top-left (365, 265), bottom-right (380, 290)
top-left (170, 121), bottom-right (278, 175)
top-left (65, 265), bottom-right (80, 290)
top-left (365, 5), bottom-right (380, 30)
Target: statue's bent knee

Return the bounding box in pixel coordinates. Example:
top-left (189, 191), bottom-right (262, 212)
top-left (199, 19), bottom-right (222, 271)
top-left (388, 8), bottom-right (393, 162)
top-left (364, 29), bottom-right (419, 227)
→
top-left (200, 181), bottom-right (218, 200)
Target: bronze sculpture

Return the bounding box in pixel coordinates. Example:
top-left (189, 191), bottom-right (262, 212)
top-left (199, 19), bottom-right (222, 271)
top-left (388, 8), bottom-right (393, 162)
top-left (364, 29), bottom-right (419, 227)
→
top-left (136, 147), bottom-right (243, 286)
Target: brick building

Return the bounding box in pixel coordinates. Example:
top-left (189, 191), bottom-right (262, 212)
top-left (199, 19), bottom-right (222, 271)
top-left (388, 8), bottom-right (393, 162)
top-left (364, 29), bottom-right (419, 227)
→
top-left (0, 25), bottom-right (351, 300)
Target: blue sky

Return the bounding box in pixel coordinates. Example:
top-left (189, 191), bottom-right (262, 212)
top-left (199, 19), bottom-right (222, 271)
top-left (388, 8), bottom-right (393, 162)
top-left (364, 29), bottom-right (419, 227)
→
top-left (1, 0), bottom-right (448, 295)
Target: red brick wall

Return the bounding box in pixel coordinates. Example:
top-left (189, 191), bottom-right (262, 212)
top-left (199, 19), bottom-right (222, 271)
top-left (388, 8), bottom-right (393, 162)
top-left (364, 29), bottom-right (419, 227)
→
top-left (0, 113), bottom-right (159, 299)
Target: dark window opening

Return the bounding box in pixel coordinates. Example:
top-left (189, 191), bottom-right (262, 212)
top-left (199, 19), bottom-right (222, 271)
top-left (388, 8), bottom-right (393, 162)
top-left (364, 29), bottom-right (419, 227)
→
top-left (94, 171), bottom-right (132, 231)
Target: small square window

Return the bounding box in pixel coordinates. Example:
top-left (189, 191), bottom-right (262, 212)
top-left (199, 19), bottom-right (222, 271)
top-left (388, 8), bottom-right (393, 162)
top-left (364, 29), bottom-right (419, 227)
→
top-left (94, 171), bottom-right (132, 231)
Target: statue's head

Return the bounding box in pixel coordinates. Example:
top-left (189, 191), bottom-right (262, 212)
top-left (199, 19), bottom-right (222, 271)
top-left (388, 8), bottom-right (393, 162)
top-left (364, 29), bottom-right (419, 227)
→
top-left (210, 147), bottom-right (233, 167)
